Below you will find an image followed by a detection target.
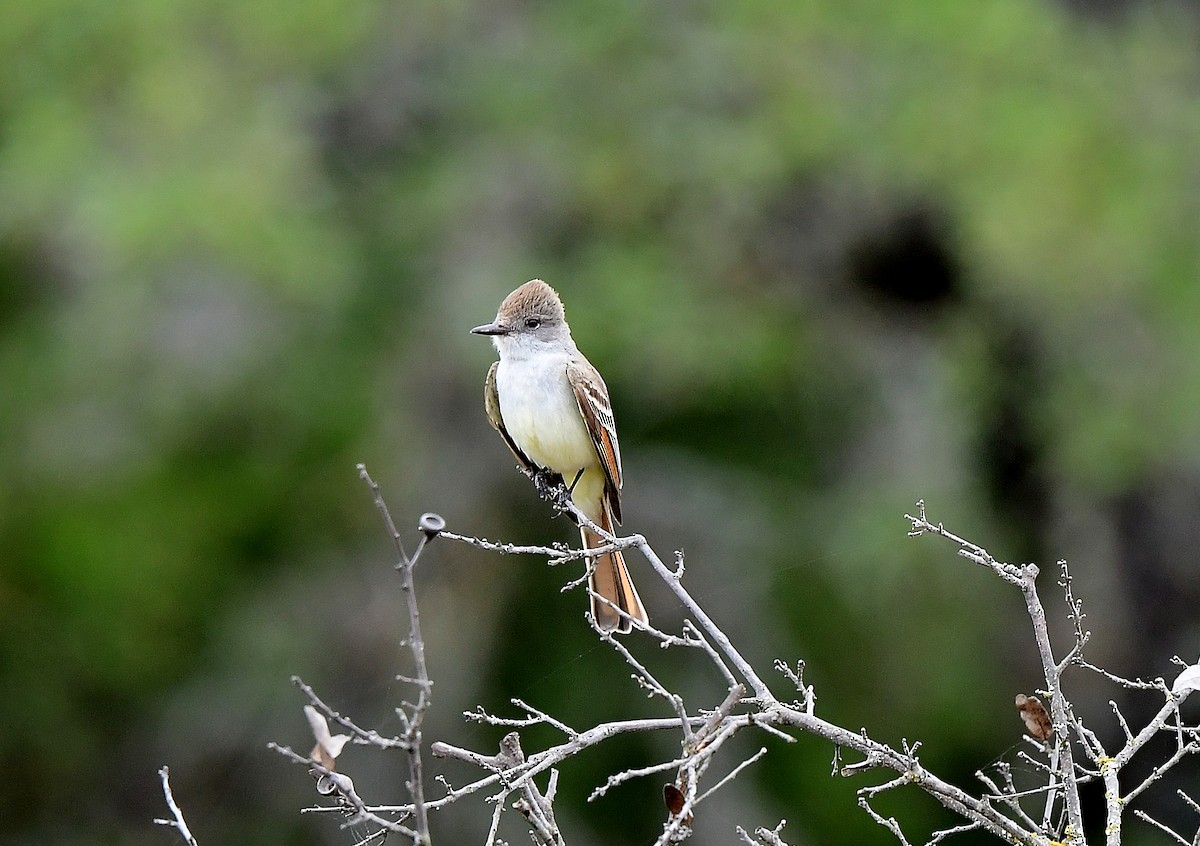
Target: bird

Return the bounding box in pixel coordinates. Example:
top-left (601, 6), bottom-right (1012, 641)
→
top-left (472, 279), bottom-right (648, 633)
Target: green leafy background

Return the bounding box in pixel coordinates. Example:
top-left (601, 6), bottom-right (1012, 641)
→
top-left (3, 1), bottom-right (1199, 843)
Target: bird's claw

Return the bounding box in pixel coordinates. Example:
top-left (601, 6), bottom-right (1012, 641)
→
top-left (532, 468), bottom-right (561, 496)
top-left (530, 468), bottom-right (574, 515)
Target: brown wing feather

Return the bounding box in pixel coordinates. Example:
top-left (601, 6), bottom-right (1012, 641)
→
top-left (566, 359), bottom-right (622, 523)
top-left (485, 361), bottom-right (536, 473)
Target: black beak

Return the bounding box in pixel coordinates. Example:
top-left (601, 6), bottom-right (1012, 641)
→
top-left (471, 321), bottom-right (508, 336)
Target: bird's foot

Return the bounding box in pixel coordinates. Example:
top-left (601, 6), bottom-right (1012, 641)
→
top-left (531, 469), bottom-right (576, 518)
top-left (532, 467), bottom-right (564, 499)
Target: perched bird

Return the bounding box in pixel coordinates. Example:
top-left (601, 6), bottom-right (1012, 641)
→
top-left (472, 280), bottom-right (648, 633)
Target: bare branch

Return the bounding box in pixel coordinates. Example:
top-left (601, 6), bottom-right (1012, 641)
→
top-left (677, 619), bottom-right (739, 690)
top-left (1055, 560), bottom-right (1090, 674)
top-left (908, 502), bottom-right (1085, 844)
top-left (358, 464), bottom-right (434, 844)
top-left (590, 755), bottom-right (691, 801)
top-left (694, 746), bottom-right (768, 804)
top-left (1123, 741), bottom-right (1200, 805)
top-left (859, 787), bottom-right (913, 846)
top-left (258, 481), bottom-right (1199, 846)
top-left (510, 698), bottom-right (579, 738)
top-left (928, 821), bottom-right (983, 845)
top-left (600, 628), bottom-right (694, 741)
top-left (1134, 809), bottom-right (1192, 846)
top-left (975, 765), bottom-right (1042, 831)
top-left (1078, 659), bottom-right (1162, 690)
top-left (1179, 788), bottom-right (1200, 816)
top-left (293, 676), bottom-right (403, 749)
top-left (268, 743), bottom-right (418, 838)
top-left (774, 658), bottom-right (816, 714)
top-left (904, 500), bottom-right (1024, 586)
top-left (736, 820), bottom-right (792, 846)
top-left (153, 766), bottom-right (199, 846)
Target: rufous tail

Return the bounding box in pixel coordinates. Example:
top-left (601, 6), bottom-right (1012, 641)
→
top-left (582, 502), bottom-right (648, 634)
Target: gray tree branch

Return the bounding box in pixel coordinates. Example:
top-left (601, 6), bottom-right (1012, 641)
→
top-left (235, 476), bottom-right (1200, 846)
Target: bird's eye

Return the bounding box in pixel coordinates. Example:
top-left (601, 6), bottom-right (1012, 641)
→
top-left (524, 317), bottom-right (541, 329)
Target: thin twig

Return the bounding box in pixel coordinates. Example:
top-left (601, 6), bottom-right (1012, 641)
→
top-left (907, 502), bottom-right (1085, 844)
top-left (695, 747), bottom-right (768, 804)
top-left (928, 820), bottom-right (983, 844)
top-left (293, 676), bottom-right (404, 748)
top-left (153, 766), bottom-right (199, 846)
top-left (736, 821), bottom-right (791, 846)
top-left (1134, 809), bottom-right (1191, 846)
top-left (269, 486), bottom-right (1199, 846)
top-left (859, 790), bottom-right (913, 846)
top-left (269, 743), bottom-right (418, 838)
top-left (358, 464), bottom-right (434, 845)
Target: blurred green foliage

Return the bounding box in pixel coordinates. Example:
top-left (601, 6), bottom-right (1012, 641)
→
top-left (2, 0), bottom-right (1200, 844)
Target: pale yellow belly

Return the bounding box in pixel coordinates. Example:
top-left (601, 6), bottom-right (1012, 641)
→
top-left (503, 399), bottom-right (594, 474)
top-left (496, 357), bottom-right (605, 520)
